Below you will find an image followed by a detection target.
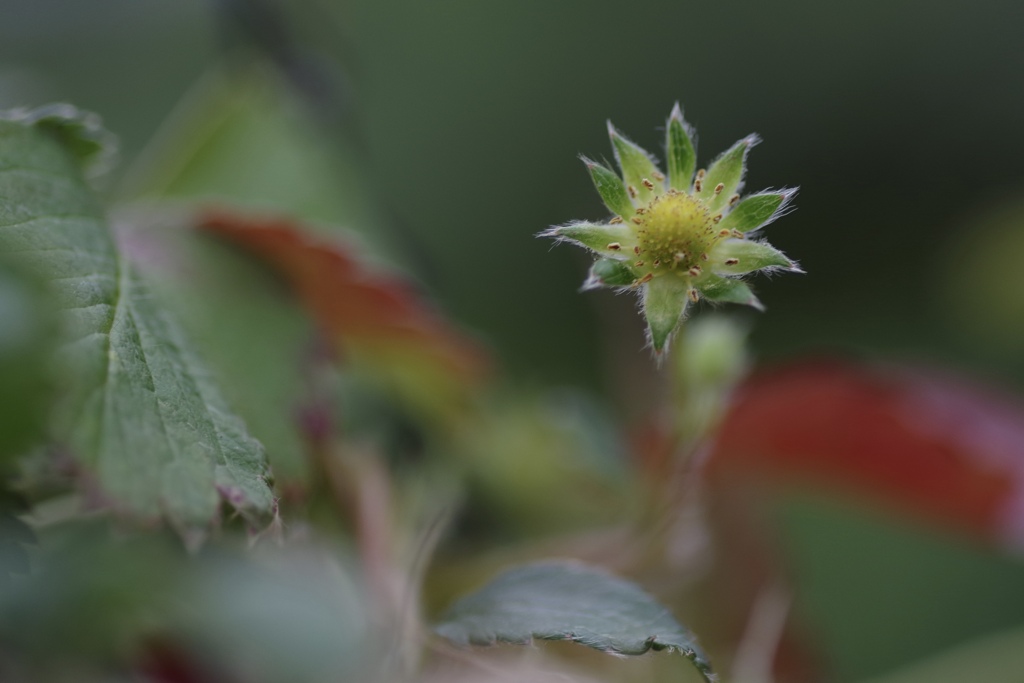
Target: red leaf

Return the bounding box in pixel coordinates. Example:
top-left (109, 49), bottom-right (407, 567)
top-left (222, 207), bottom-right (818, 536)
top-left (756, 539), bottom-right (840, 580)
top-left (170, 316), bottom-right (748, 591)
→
top-left (198, 210), bottom-right (490, 408)
top-left (707, 360), bottom-right (1024, 548)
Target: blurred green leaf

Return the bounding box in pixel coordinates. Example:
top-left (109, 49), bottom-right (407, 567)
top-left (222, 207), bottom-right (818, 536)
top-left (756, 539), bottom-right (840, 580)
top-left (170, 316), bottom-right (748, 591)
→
top-left (0, 113), bottom-right (274, 535)
top-left (860, 626), bottom-right (1024, 683)
top-left (178, 550), bottom-right (369, 683)
top-left (0, 103), bottom-right (117, 173)
top-left (120, 67), bottom-right (379, 245)
top-left (0, 490), bottom-right (33, 579)
top-left (0, 525), bottom-right (369, 683)
top-left (0, 258), bottom-right (55, 465)
top-left (435, 561), bottom-right (714, 682)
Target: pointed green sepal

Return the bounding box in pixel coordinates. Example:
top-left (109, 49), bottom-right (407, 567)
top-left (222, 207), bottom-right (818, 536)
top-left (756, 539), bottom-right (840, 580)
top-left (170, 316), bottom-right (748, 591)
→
top-left (540, 221), bottom-right (637, 258)
top-left (666, 103), bottom-right (697, 192)
top-left (583, 157), bottom-right (635, 220)
top-left (583, 258), bottom-right (639, 290)
top-left (697, 135), bottom-right (759, 214)
top-left (719, 189), bottom-right (796, 234)
top-left (608, 122), bottom-right (663, 204)
top-left (709, 238), bottom-right (797, 275)
top-left (696, 274), bottom-right (764, 310)
top-left (642, 275), bottom-right (691, 353)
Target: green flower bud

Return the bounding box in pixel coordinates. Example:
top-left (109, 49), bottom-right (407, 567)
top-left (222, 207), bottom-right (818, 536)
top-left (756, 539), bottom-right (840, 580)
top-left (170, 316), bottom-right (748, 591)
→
top-left (540, 103), bottom-right (801, 355)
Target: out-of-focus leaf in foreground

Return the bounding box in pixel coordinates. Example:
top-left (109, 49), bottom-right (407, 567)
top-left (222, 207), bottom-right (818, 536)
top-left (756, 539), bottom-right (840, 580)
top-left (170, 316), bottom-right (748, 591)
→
top-left (0, 525), bottom-right (369, 683)
top-left (0, 111), bottom-right (275, 536)
top-left (200, 210), bottom-right (490, 418)
top-left (434, 561), bottom-right (715, 682)
top-left (707, 360), bottom-right (1024, 549)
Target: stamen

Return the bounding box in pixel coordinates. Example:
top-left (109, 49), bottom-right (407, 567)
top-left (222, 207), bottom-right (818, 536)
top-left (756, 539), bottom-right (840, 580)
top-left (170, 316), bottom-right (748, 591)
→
top-left (642, 178), bottom-right (655, 190)
top-left (688, 266), bottom-right (702, 277)
top-left (724, 258), bottom-right (740, 265)
top-left (688, 289), bottom-right (700, 303)
top-left (714, 183), bottom-right (725, 195)
top-left (610, 216), bottom-right (624, 224)
top-left (607, 242), bottom-right (622, 251)
top-left (628, 185), bottom-right (638, 198)
top-left (729, 194), bottom-right (741, 206)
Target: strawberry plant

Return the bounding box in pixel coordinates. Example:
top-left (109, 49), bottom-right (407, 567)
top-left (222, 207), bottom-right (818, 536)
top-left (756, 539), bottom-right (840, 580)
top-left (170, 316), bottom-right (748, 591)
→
top-left (1, 56), bottom-right (1023, 683)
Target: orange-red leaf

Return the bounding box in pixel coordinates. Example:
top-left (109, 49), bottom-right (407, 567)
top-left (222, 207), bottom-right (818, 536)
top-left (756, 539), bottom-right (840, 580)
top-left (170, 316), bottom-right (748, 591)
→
top-left (707, 360), bottom-right (1024, 548)
top-left (198, 210), bottom-right (490, 413)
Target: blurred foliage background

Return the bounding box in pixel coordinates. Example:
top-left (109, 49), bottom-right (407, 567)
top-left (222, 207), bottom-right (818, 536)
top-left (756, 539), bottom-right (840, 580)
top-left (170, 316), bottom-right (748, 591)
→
top-left (4, 0), bottom-right (1024, 681)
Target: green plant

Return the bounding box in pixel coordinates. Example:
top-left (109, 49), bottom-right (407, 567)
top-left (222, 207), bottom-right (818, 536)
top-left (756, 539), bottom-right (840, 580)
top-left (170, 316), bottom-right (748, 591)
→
top-left (0, 72), bottom-right (828, 683)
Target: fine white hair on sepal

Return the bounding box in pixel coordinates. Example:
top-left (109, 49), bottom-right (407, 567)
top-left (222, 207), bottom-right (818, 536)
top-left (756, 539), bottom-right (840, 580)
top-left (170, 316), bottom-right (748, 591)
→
top-left (730, 187), bottom-right (800, 233)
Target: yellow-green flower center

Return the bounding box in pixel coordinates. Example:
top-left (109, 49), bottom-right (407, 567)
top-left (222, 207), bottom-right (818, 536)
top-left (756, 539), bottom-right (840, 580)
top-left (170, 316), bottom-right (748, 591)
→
top-left (632, 191), bottom-right (718, 273)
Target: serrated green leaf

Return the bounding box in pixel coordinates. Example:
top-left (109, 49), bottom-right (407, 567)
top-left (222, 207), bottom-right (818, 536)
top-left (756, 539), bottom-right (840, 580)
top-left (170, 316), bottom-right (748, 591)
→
top-left (542, 221), bottom-right (637, 258)
top-left (435, 561), bottom-right (713, 682)
top-left (696, 136), bottom-right (757, 214)
top-left (667, 103), bottom-right (697, 192)
top-left (583, 157), bottom-right (635, 220)
top-left (0, 116), bottom-right (274, 535)
top-left (709, 238), bottom-right (795, 275)
top-left (643, 275), bottom-right (691, 353)
top-left (583, 257), bottom-right (637, 289)
top-left (719, 191), bottom-right (792, 234)
top-left (119, 209), bottom-right (314, 489)
top-left (608, 122), bottom-right (663, 204)
top-left (696, 274), bottom-right (763, 309)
